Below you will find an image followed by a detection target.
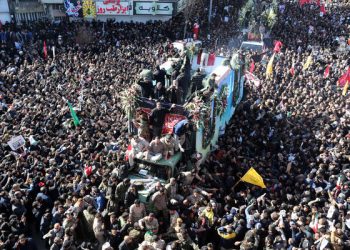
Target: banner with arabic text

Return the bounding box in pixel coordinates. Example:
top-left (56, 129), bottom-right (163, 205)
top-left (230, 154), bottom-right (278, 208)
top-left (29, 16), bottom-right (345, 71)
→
top-left (64, 0), bottom-right (83, 17)
top-left (133, 1), bottom-right (175, 15)
top-left (139, 107), bottom-right (186, 135)
top-left (96, 0), bottom-right (133, 15)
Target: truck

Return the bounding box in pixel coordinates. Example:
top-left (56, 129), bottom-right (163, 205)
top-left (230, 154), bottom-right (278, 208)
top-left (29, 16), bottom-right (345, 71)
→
top-left (120, 43), bottom-right (245, 202)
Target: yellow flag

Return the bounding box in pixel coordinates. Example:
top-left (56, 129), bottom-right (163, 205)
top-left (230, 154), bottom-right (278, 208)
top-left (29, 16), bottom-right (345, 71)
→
top-left (266, 53), bottom-right (275, 79)
top-left (303, 55), bottom-right (312, 71)
top-left (343, 81), bottom-right (349, 96)
top-left (241, 167), bottom-right (266, 188)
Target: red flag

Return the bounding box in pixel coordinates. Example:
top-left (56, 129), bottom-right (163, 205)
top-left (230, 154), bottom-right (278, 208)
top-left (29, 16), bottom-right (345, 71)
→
top-left (273, 40), bottom-right (283, 53)
top-left (207, 53), bottom-right (216, 66)
top-left (43, 41), bottom-right (47, 59)
top-left (162, 114), bottom-right (186, 134)
top-left (299, 0), bottom-right (309, 6)
top-left (320, 4), bottom-right (326, 14)
top-left (193, 23), bottom-right (200, 40)
top-left (289, 66), bottom-right (295, 76)
top-left (84, 165), bottom-right (92, 177)
top-left (197, 49), bottom-right (202, 65)
top-left (249, 60), bottom-right (255, 73)
top-left (338, 68), bottom-right (350, 87)
top-left (324, 64), bottom-right (331, 78)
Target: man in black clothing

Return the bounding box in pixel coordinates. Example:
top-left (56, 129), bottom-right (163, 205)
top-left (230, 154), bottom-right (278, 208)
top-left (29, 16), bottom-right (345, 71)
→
top-left (118, 235), bottom-right (133, 250)
top-left (149, 102), bottom-right (175, 138)
top-left (13, 234), bottom-right (37, 250)
top-left (154, 82), bottom-right (167, 101)
top-left (153, 65), bottom-right (166, 86)
top-left (191, 68), bottom-right (206, 93)
top-left (137, 77), bottom-right (154, 98)
top-left (108, 226), bottom-right (123, 249)
top-left (176, 68), bottom-right (187, 98)
top-left (167, 80), bottom-right (184, 105)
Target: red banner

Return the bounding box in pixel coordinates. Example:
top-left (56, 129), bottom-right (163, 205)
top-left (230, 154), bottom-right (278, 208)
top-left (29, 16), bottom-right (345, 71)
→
top-left (162, 113), bottom-right (186, 134)
top-left (139, 108), bottom-right (186, 135)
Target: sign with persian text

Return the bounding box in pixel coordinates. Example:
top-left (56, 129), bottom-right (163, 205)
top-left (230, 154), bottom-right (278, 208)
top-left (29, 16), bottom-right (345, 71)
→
top-left (134, 1), bottom-right (174, 15)
top-left (96, 0), bottom-right (133, 16)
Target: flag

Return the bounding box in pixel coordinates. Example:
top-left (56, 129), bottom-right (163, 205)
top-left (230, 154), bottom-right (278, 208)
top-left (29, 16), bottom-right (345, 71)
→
top-left (311, 213), bottom-right (319, 233)
top-left (343, 81), bottom-right (349, 96)
top-left (266, 53), bottom-right (275, 79)
top-left (84, 165), bottom-right (92, 177)
top-left (244, 72), bottom-right (260, 87)
top-left (52, 46), bottom-right (56, 58)
top-left (249, 60), bottom-right (255, 73)
top-left (197, 49), bottom-right (202, 65)
top-left (320, 4), bottom-right (326, 15)
top-left (207, 52), bottom-right (216, 66)
top-left (273, 40), bottom-right (283, 53)
top-left (338, 68), bottom-right (350, 87)
top-left (193, 23), bottom-right (200, 40)
top-left (241, 167), bottom-right (266, 188)
top-left (303, 55), bottom-right (312, 71)
top-left (289, 65), bottom-right (295, 76)
top-left (43, 40), bottom-right (47, 59)
top-left (299, 0), bottom-right (310, 6)
top-left (324, 64), bottom-right (330, 78)
top-left (67, 101), bottom-right (80, 126)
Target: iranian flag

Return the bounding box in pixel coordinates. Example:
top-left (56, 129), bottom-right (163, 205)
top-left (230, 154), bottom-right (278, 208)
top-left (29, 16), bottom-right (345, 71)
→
top-left (311, 212), bottom-right (319, 233)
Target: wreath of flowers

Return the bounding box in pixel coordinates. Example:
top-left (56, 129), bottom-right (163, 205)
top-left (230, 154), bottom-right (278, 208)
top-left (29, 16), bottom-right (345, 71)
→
top-left (120, 85), bottom-right (140, 115)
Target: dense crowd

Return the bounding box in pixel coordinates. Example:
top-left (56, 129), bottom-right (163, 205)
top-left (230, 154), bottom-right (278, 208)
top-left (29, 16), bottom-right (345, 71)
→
top-left (0, 0), bottom-right (349, 250)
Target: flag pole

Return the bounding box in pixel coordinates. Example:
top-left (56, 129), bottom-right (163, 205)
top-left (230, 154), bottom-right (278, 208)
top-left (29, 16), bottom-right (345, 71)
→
top-left (232, 179), bottom-right (242, 190)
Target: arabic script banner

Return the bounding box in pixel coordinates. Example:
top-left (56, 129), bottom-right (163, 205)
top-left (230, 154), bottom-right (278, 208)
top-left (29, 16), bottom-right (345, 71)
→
top-left (64, 0), bottom-right (83, 17)
top-left (133, 1), bottom-right (174, 15)
top-left (96, 0), bottom-right (133, 16)
top-left (139, 108), bottom-right (186, 135)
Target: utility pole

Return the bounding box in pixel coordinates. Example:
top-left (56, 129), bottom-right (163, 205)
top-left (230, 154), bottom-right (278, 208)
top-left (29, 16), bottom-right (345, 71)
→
top-left (208, 0), bottom-right (213, 24)
top-left (183, 0), bottom-right (190, 39)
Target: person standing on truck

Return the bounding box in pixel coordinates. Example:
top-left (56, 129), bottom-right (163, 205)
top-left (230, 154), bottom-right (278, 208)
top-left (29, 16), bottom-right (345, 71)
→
top-left (149, 102), bottom-right (175, 138)
top-left (137, 76), bottom-right (154, 99)
top-left (167, 80), bottom-right (184, 105)
top-left (154, 82), bottom-right (167, 101)
top-left (190, 68), bottom-right (205, 94)
top-left (146, 136), bottom-right (166, 162)
top-left (153, 65), bottom-right (166, 86)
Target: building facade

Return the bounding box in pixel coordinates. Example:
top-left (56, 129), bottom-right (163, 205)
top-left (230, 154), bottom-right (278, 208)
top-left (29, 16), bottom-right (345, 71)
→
top-left (0, 0), bottom-right (12, 23)
top-left (40, 0), bottom-right (66, 21)
top-left (6, 0), bottom-right (182, 24)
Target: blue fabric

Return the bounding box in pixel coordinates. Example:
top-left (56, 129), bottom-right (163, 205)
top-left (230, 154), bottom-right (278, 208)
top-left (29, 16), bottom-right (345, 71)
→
top-left (96, 194), bottom-right (106, 212)
top-left (173, 119), bottom-right (188, 136)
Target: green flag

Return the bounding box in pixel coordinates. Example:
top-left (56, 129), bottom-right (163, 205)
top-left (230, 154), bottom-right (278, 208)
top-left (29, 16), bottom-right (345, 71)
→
top-left (67, 101), bottom-right (80, 126)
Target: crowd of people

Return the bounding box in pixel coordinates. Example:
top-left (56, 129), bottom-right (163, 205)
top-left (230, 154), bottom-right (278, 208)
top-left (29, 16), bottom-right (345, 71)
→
top-left (0, 0), bottom-right (349, 250)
